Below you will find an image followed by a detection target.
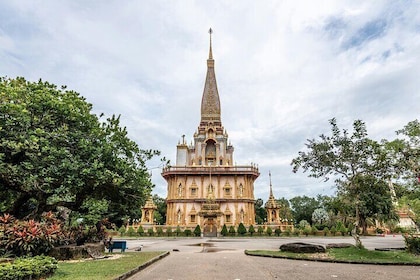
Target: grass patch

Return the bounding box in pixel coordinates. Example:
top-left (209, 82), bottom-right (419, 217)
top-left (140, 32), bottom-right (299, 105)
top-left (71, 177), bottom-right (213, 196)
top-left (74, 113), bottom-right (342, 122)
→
top-left (49, 252), bottom-right (165, 280)
top-left (245, 247), bottom-right (420, 265)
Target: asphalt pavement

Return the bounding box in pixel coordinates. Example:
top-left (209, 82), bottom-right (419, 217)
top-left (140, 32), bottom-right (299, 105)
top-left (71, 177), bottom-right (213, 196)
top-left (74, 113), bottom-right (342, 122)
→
top-left (124, 236), bottom-right (419, 280)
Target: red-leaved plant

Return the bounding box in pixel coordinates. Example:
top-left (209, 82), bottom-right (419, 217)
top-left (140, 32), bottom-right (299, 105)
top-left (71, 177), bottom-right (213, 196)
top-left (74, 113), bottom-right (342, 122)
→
top-left (0, 212), bottom-right (67, 257)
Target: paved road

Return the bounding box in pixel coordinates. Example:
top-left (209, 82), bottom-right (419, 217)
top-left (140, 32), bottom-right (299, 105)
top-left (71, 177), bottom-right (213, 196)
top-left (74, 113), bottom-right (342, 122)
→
top-left (125, 236), bottom-right (419, 280)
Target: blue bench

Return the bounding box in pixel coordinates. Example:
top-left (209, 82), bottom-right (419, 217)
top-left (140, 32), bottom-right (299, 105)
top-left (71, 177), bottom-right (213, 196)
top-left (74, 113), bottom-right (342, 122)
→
top-left (108, 240), bottom-right (127, 253)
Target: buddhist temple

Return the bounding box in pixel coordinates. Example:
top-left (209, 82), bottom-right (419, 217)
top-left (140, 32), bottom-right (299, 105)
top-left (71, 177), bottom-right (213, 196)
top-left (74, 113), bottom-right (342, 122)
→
top-left (161, 29), bottom-right (260, 236)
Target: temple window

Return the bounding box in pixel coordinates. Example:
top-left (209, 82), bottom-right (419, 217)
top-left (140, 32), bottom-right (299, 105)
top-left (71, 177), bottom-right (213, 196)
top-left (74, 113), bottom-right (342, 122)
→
top-left (226, 215), bottom-right (231, 223)
top-left (190, 188), bottom-right (197, 196)
top-left (190, 215), bottom-right (196, 223)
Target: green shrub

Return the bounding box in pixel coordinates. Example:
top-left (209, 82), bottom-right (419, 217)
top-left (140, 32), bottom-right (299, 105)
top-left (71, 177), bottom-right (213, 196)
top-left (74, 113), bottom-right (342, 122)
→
top-left (248, 225), bottom-right (255, 236)
top-left (193, 225), bottom-right (201, 237)
top-left (118, 226), bottom-right (126, 237)
top-left (293, 228), bottom-right (301, 236)
top-left (229, 226), bottom-right (236, 236)
top-left (339, 225), bottom-right (348, 236)
top-left (156, 227), bottom-right (163, 236)
top-left (127, 226), bottom-right (135, 237)
top-left (323, 227), bottom-right (330, 236)
top-left (311, 226), bottom-right (318, 236)
top-left (274, 228), bottom-right (281, 236)
top-left (266, 227), bottom-right (272, 236)
top-left (237, 223), bottom-right (247, 236)
top-left (330, 226), bottom-right (337, 236)
top-left (137, 225), bottom-right (144, 236)
top-left (221, 224), bottom-right (228, 236)
top-left (184, 229), bottom-right (192, 236)
top-left (166, 227), bottom-right (173, 237)
top-left (257, 226), bottom-right (264, 236)
top-left (176, 226), bottom-right (182, 236)
top-left (0, 255), bottom-right (58, 280)
top-left (404, 234), bottom-right (420, 255)
top-left (147, 228), bottom-right (154, 237)
top-left (302, 227), bottom-right (311, 237)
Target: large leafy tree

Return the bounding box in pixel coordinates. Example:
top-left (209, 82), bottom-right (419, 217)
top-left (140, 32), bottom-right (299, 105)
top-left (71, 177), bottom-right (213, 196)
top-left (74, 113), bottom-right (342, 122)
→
top-left (254, 198), bottom-right (266, 224)
top-left (0, 77), bottom-right (158, 223)
top-left (291, 118), bottom-right (396, 246)
top-left (289, 195), bottom-right (320, 224)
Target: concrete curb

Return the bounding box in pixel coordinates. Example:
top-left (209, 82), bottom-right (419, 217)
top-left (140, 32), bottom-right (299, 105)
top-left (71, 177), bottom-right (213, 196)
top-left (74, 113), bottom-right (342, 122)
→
top-left (244, 250), bottom-right (420, 266)
top-left (114, 251), bottom-right (170, 280)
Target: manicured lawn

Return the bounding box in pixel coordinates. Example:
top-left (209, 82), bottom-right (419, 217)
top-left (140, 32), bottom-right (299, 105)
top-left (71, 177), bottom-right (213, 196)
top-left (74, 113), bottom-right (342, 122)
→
top-left (245, 247), bottom-right (420, 265)
top-left (49, 252), bottom-right (165, 280)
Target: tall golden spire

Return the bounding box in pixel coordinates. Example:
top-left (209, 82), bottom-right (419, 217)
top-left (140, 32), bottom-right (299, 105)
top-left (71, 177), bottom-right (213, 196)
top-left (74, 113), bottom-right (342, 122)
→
top-left (208, 28), bottom-right (213, 60)
top-left (269, 171), bottom-right (274, 198)
top-left (201, 28), bottom-right (221, 123)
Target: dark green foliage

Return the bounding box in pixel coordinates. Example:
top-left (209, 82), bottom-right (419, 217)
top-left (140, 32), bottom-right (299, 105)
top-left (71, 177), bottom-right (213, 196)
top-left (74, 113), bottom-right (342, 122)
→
top-left (237, 223), bottom-right (247, 236)
top-left (248, 225), bottom-right (255, 236)
top-left (147, 228), bottom-right (154, 236)
top-left (0, 77), bottom-right (159, 223)
top-left (221, 224), bottom-right (228, 236)
top-left (311, 226), bottom-right (318, 236)
top-left (0, 255), bottom-right (58, 280)
top-left (166, 227), bottom-right (172, 237)
top-left (330, 226), bottom-right (337, 236)
top-left (152, 195), bottom-right (167, 225)
top-left (127, 227), bottom-right (135, 237)
top-left (274, 228), bottom-right (281, 236)
top-left (228, 226), bottom-right (236, 236)
top-left (137, 225), bottom-right (144, 236)
top-left (291, 118), bottom-right (398, 240)
top-left (175, 226), bottom-right (182, 236)
top-left (184, 229), bottom-right (192, 236)
top-left (404, 234), bottom-right (420, 255)
top-left (193, 225), bottom-right (201, 237)
top-left (257, 226), bottom-right (264, 236)
top-left (289, 196), bottom-right (320, 225)
top-left (254, 198), bottom-right (267, 224)
top-left (118, 226), bottom-right (126, 237)
top-left (323, 227), bottom-right (330, 236)
top-left (156, 227), bottom-right (163, 236)
top-left (266, 227), bottom-right (272, 236)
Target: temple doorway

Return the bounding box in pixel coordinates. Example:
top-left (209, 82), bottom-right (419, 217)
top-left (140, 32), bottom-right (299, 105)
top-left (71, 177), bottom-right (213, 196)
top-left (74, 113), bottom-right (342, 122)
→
top-left (203, 217), bottom-right (217, 237)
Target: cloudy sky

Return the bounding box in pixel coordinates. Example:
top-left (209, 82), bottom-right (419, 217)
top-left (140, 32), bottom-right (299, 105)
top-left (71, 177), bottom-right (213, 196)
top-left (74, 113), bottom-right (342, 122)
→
top-left (1, 1), bottom-right (419, 202)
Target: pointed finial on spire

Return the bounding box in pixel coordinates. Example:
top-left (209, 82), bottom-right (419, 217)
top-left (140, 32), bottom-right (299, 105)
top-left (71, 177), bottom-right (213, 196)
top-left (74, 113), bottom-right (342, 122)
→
top-left (208, 28), bottom-right (213, 60)
top-left (269, 171), bottom-right (274, 197)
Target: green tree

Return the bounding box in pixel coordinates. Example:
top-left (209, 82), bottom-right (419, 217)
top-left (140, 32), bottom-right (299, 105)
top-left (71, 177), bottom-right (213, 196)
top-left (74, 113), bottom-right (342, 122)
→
top-left (228, 226), bottom-right (236, 236)
top-left (147, 228), bottom-right (154, 236)
top-left (248, 225), bottom-right (255, 236)
top-left (137, 225), bottom-right (144, 236)
top-left (127, 226), bottom-right (135, 237)
top-left (289, 196), bottom-right (320, 225)
top-left (237, 223), bottom-right (247, 236)
top-left (221, 224), bottom-right (228, 236)
top-left (274, 228), bottom-right (281, 236)
top-left (166, 226), bottom-right (172, 237)
top-left (118, 226), bottom-right (126, 237)
top-left (156, 227), bottom-right (163, 236)
top-left (0, 77), bottom-right (159, 224)
top-left (257, 226), bottom-right (264, 236)
top-left (266, 227), bottom-right (272, 236)
top-left (254, 198), bottom-right (266, 224)
top-left (152, 195), bottom-right (167, 225)
top-left (291, 118), bottom-right (396, 247)
top-left (175, 225), bottom-right (182, 236)
top-left (193, 225), bottom-right (201, 237)
top-left (312, 208), bottom-right (330, 225)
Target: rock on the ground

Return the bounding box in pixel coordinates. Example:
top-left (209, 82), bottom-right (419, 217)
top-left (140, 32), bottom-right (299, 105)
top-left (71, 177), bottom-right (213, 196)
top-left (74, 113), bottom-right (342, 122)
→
top-left (279, 242), bottom-right (326, 253)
